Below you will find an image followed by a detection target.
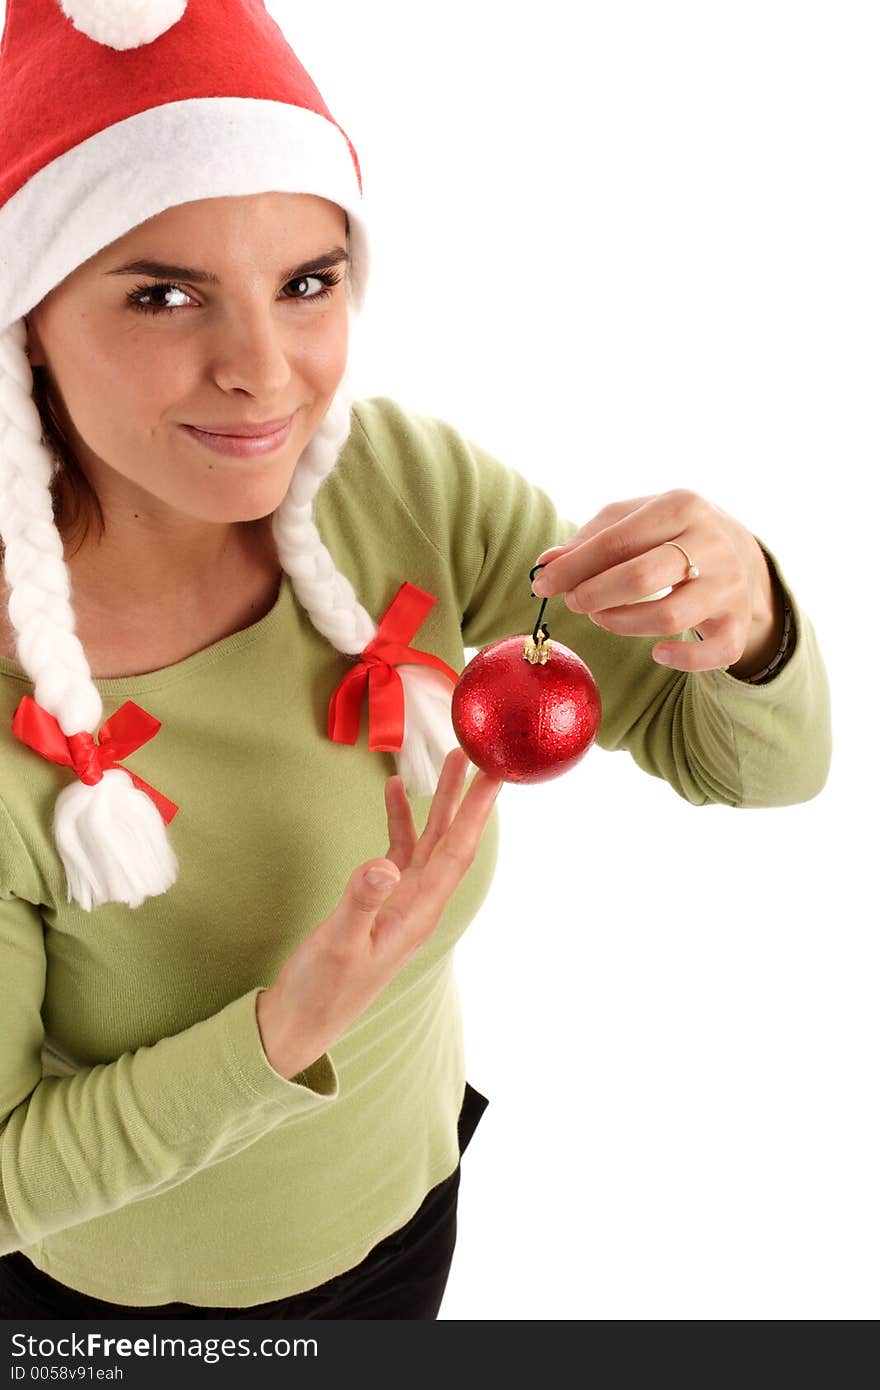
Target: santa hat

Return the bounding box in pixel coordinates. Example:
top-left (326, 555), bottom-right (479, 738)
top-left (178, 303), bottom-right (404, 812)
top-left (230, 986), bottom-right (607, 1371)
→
top-left (0, 0), bottom-right (459, 912)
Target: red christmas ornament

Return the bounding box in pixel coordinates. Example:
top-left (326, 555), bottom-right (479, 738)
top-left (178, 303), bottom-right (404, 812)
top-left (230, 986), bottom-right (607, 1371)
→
top-left (452, 566), bottom-right (602, 784)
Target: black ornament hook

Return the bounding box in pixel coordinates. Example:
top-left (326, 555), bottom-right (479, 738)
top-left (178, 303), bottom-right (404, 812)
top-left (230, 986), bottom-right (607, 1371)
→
top-left (529, 563), bottom-right (551, 646)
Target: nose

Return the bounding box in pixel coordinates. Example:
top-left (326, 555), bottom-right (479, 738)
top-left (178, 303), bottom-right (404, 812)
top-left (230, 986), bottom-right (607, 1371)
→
top-left (210, 309), bottom-right (295, 398)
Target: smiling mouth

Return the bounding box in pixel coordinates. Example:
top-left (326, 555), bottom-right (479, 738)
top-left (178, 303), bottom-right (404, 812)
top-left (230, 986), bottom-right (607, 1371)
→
top-left (179, 416), bottom-right (295, 456)
top-left (184, 415), bottom-right (294, 438)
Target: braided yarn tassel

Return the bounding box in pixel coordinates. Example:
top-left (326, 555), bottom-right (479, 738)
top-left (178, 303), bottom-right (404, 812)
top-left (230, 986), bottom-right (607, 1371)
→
top-left (272, 376), bottom-right (457, 800)
top-left (0, 319), bottom-right (179, 910)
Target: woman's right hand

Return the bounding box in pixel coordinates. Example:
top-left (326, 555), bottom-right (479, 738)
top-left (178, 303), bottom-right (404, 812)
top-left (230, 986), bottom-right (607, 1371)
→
top-left (256, 748), bottom-right (503, 1078)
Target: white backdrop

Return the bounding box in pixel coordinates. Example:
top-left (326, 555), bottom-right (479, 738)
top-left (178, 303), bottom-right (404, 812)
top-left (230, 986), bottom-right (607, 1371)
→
top-left (3, 0), bottom-right (872, 1322)
top-left (273, 0), bottom-right (877, 1320)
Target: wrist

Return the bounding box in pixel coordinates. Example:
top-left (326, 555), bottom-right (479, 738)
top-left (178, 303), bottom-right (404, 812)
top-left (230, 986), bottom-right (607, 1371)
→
top-left (727, 542), bottom-right (790, 681)
top-left (256, 986), bottom-right (311, 1080)
top-left (728, 594), bottom-right (783, 679)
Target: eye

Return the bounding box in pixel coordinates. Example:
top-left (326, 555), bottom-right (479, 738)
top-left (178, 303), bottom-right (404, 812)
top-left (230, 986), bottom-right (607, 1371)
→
top-left (126, 268), bottom-right (343, 316)
top-left (127, 282), bottom-right (194, 315)
top-left (279, 271), bottom-right (342, 304)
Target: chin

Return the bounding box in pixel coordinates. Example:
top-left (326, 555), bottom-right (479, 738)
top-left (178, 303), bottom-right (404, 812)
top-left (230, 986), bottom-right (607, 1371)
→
top-left (204, 451), bottom-right (304, 514)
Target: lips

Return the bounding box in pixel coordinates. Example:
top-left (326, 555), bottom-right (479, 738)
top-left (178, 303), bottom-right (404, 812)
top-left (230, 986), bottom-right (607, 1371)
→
top-left (184, 415), bottom-right (293, 438)
top-left (180, 416), bottom-right (294, 457)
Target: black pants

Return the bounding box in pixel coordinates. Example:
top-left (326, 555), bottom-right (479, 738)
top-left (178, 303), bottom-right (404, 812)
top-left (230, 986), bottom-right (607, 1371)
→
top-left (0, 1081), bottom-right (489, 1321)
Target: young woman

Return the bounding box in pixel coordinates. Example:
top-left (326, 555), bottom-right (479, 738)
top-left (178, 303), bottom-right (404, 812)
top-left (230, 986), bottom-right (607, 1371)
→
top-left (0, 1), bottom-right (830, 1319)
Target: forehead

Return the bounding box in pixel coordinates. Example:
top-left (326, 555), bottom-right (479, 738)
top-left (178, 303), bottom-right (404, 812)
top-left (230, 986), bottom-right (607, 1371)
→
top-left (94, 192), bottom-right (348, 267)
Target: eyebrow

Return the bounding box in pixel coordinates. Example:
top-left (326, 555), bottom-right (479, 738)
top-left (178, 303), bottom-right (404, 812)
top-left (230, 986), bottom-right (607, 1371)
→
top-left (105, 245), bottom-right (350, 284)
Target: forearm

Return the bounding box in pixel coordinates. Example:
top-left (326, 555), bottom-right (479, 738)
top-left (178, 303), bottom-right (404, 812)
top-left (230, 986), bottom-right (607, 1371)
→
top-left (1, 988), bottom-right (337, 1254)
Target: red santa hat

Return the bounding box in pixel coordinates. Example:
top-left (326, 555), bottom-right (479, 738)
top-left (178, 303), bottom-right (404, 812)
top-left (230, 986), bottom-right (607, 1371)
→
top-left (0, 0), bottom-right (459, 911)
top-left (0, 0), bottom-right (371, 325)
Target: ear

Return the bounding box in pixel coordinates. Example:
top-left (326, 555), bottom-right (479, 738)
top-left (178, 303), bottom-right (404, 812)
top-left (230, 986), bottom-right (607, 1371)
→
top-left (22, 316), bottom-right (44, 368)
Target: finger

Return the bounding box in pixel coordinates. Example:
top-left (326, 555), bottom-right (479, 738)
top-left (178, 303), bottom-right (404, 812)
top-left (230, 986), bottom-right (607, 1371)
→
top-left (650, 614), bottom-right (748, 673)
top-left (342, 858), bottom-right (401, 924)
top-left (411, 747), bottom-right (472, 869)
top-left (585, 573), bottom-right (716, 635)
top-left (384, 774), bottom-right (418, 868)
top-left (534, 498), bottom-right (657, 567)
top-left (421, 764), bottom-right (504, 892)
top-left (558, 534), bottom-right (708, 614)
top-left (536, 494), bottom-right (698, 598)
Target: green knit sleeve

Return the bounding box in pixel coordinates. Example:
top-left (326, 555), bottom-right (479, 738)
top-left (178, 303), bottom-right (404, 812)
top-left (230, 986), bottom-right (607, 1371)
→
top-left (0, 799), bottom-right (339, 1255)
top-left (352, 396), bottom-right (832, 809)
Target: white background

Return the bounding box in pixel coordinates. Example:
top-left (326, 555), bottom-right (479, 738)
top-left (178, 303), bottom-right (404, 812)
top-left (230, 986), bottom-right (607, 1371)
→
top-left (3, 0), bottom-right (872, 1322)
top-left (278, 0), bottom-right (878, 1320)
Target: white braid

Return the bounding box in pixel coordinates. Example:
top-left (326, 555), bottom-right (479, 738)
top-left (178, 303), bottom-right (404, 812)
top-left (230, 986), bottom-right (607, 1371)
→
top-left (0, 316), bottom-right (179, 912)
top-left (273, 373), bottom-right (458, 799)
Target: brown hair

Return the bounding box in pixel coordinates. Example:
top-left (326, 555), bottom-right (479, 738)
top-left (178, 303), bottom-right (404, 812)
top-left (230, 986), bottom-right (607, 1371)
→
top-left (32, 364), bottom-right (106, 559)
top-left (0, 365), bottom-right (102, 573)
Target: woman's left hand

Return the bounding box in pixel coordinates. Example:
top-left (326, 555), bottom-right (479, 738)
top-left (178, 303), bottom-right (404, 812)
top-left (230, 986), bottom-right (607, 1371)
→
top-left (531, 488), bottom-right (784, 675)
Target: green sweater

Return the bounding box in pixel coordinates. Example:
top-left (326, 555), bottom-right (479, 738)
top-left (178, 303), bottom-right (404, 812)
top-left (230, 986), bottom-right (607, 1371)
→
top-left (0, 396), bottom-right (832, 1307)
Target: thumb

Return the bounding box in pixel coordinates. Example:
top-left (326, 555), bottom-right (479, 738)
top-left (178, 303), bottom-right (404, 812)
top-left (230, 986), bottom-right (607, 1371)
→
top-left (347, 860), bottom-right (401, 917)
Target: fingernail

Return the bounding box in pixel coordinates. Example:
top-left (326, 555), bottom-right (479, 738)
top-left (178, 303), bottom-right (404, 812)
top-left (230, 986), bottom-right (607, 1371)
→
top-left (366, 868), bottom-right (398, 888)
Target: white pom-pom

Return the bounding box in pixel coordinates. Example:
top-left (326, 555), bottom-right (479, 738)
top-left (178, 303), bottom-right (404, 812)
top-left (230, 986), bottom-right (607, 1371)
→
top-left (57, 1), bottom-right (188, 51)
top-left (53, 769), bottom-right (180, 911)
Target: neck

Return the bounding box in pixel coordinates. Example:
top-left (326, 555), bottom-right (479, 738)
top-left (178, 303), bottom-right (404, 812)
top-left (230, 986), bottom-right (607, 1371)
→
top-left (63, 509), bottom-right (278, 615)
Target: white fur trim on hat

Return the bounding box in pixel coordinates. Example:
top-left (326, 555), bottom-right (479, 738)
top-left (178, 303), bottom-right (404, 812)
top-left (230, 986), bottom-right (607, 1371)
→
top-left (58, 0), bottom-right (188, 51)
top-left (0, 97), bottom-right (370, 340)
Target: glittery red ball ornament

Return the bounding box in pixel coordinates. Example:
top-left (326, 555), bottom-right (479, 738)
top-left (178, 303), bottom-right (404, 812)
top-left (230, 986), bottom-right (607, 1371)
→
top-left (451, 631), bottom-right (602, 784)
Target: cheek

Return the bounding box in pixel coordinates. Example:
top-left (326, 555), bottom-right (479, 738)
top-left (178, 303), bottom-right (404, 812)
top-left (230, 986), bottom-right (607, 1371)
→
top-left (299, 307), bottom-right (349, 392)
top-left (57, 306), bottom-right (349, 439)
top-left (68, 323), bottom-right (178, 435)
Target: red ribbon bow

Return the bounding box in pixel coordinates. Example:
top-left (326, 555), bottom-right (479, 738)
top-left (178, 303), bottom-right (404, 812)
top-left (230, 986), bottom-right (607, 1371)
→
top-left (328, 581), bottom-right (460, 751)
top-left (12, 696), bottom-right (179, 825)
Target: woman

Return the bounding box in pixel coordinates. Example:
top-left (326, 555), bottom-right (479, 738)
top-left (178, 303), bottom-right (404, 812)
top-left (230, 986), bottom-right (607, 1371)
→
top-left (0, 1), bottom-right (830, 1319)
